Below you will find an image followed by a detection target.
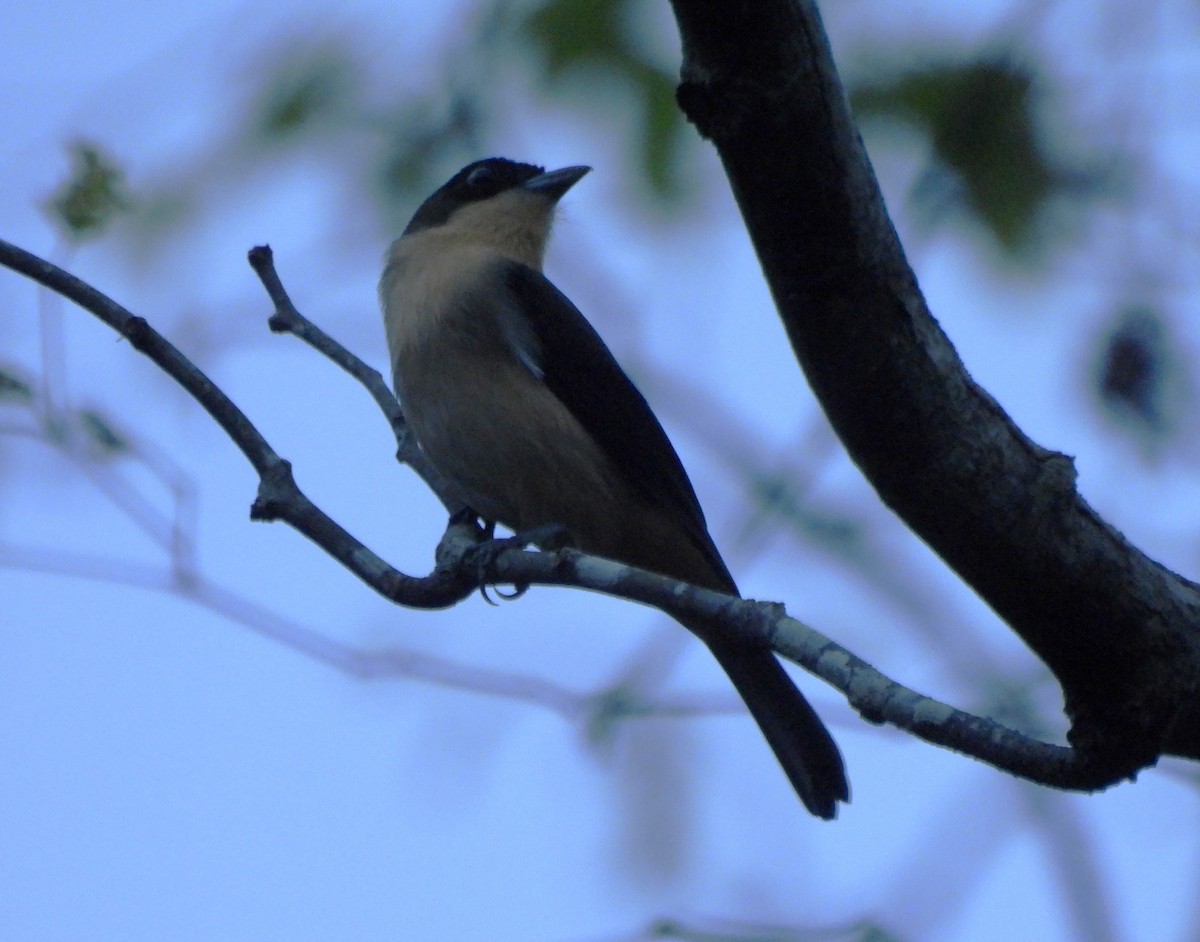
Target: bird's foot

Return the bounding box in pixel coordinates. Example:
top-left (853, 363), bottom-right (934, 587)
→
top-left (463, 523), bottom-right (574, 604)
top-left (447, 506), bottom-right (495, 538)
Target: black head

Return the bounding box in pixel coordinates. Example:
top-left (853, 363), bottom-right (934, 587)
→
top-left (403, 158), bottom-right (589, 235)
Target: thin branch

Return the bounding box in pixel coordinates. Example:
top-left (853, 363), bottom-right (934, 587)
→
top-left (432, 521), bottom-right (1116, 791)
top-left (0, 237), bottom-right (472, 609)
top-left (239, 243), bottom-right (1144, 789)
top-left (0, 236), bottom-right (1158, 791)
top-left (247, 245), bottom-right (462, 511)
top-left (1027, 791), bottom-right (1121, 942)
top-left (2, 397), bottom-right (197, 573)
top-left (0, 540), bottom-right (748, 726)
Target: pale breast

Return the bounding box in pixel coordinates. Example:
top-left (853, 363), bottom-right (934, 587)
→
top-left (380, 239), bottom-right (628, 541)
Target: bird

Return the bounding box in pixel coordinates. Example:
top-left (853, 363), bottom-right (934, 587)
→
top-left (379, 157), bottom-right (848, 818)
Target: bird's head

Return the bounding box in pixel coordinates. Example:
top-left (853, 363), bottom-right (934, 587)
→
top-left (402, 158), bottom-right (590, 268)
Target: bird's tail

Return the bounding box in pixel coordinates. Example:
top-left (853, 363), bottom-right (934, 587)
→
top-left (704, 634), bottom-right (848, 819)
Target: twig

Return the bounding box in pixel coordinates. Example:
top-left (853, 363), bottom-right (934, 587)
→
top-left (0, 236), bottom-right (473, 609)
top-left (247, 244), bottom-right (461, 511)
top-left (0, 235), bottom-right (1147, 792)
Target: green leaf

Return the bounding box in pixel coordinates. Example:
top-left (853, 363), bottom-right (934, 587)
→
top-left (254, 45), bottom-right (359, 140)
top-left (46, 142), bottom-right (132, 241)
top-left (635, 64), bottom-right (684, 200)
top-left (522, 0), bottom-right (625, 76)
top-left (854, 57), bottom-right (1104, 255)
top-left (374, 96), bottom-right (482, 217)
top-left (521, 0), bottom-right (690, 204)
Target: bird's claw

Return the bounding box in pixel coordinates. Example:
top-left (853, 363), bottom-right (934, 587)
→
top-left (460, 521), bottom-right (574, 603)
top-left (463, 530), bottom-right (529, 603)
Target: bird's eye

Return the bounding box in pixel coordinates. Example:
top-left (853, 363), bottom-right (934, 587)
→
top-left (466, 165), bottom-right (495, 190)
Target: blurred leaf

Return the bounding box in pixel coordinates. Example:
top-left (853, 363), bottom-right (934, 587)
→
top-left (0, 365), bottom-right (34, 403)
top-left (521, 0), bottom-right (689, 203)
top-left (377, 143), bottom-right (440, 211)
top-left (253, 44), bottom-right (359, 141)
top-left (523, 0), bottom-right (625, 75)
top-left (1092, 303), bottom-right (1182, 444)
top-left (633, 63), bottom-right (684, 199)
top-left (126, 186), bottom-right (198, 244)
top-left (45, 142), bottom-right (132, 241)
top-left (583, 683), bottom-right (642, 748)
top-left (79, 408), bottom-right (129, 455)
top-left (854, 58), bottom-right (1104, 254)
top-left (374, 95), bottom-right (484, 225)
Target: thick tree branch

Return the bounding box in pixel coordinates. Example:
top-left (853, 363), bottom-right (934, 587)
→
top-left (668, 0), bottom-right (1200, 767)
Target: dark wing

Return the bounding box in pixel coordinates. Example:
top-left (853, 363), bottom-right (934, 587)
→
top-left (498, 260), bottom-right (735, 592)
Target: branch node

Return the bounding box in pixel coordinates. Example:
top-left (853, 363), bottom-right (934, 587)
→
top-left (676, 78), bottom-right (750, 141)
top-left (434, 516), bottom-right (488, 572)
top-left (124, 315), bottom-right (153, 351)
top-left (250, 458), bottom-right (297, 522)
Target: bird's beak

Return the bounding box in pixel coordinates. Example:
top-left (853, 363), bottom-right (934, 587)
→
top-left (523, 165), bottom-right (591, 201)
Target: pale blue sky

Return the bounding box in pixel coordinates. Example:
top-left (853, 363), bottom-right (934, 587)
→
top-left (3, 3), bottom-right (1199, 941)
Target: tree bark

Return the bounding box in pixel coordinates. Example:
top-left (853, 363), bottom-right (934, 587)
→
top-left (668, 0), bottom-right (1200, 769)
